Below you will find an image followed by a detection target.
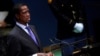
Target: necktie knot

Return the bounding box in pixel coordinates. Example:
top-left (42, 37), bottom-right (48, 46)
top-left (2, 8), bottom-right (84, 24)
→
top-left (26, 26), bottom-right (31, 32)
top-left (26, 26), bottom-right (31, 30)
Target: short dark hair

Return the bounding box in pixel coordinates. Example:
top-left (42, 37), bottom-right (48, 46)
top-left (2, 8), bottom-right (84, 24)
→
top-left (13, 3), bottom-right (27, 15)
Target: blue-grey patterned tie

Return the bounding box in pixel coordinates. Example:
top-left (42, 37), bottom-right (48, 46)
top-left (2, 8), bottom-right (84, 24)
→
top-left (26, 26), bottom-right (38, 45)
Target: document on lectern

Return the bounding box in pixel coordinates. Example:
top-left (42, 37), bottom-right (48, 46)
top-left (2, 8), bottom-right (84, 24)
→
top-left (43, 43), bottom-right (62, 56)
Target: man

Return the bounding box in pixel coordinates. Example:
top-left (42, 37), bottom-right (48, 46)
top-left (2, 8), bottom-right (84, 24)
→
top-left (48, 0), bottom-right (88, 55)
top-left (47, 0), bottom-right (87, 40)
top-left (7, 3), bottom-right (53, 56)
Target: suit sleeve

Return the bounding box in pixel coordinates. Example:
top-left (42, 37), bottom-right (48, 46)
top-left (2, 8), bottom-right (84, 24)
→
top-left (7, 35), bottom-right (21, 56)
top-left (48, 0), bottom-right (76, 27)
top-left (48, 0), bottom-right (87, 28)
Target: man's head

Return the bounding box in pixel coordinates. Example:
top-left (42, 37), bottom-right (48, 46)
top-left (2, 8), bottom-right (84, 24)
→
top-left (13, 3), bottom-right (30, 25)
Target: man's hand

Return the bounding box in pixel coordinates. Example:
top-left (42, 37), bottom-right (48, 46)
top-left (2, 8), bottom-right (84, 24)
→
top-left (32, 52), bottom-right (54, 56)
top-left (0, 21), bottom-right (7, 27)
top-left (46, 52), bottom-right (54, 56)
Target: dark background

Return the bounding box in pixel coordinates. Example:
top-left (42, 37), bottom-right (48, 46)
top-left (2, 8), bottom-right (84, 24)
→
top-left (1, 0), bottom-right (100, 55)
top-left (12, 0), bottom-right (100, 46)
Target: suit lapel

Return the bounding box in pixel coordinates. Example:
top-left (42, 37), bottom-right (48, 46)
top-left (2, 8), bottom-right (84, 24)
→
top-left (15, 25), bottom-right (41, 48)
top-left (15, 25), bottom-right (37, 45)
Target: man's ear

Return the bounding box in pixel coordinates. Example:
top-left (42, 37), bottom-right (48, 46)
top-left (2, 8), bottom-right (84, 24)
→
top-left (15, 14), bottom-right (19, 19)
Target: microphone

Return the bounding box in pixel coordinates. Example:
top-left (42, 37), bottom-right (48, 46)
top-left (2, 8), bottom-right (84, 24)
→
top-left (49, 37), bottom-right (74, 48)
top-left (54, 37), bottom-right (82, 49)
top-left (49, 38), bottom-right (62, 53)
top-left (49, 38), bottom-right (56, 44)
top-left (49, 38), bottom-right (62, 47)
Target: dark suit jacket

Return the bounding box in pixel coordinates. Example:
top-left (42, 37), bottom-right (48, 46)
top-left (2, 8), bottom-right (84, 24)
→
top-left (7, 25), bottom-right (42, 56)
top-left (48, 0), bottom-right (87, 40)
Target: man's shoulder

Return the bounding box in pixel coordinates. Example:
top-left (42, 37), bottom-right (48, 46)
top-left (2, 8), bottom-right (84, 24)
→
top-left (8, 26), bottom-right (19, 35)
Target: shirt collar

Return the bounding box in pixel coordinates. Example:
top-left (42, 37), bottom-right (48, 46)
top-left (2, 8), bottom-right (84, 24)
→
top-left (16, 22), bottom-right (29, 29)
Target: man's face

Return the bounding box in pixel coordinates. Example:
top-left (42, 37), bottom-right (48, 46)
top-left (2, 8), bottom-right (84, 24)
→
top-left (16, 5), bottom-right (30, 24)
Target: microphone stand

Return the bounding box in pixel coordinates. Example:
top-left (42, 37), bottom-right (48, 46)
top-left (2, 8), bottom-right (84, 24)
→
top-left (50, 37), bottom-right (92, 56)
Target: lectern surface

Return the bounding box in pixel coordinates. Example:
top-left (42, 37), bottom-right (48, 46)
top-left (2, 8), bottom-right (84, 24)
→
top-left (51, 48), bottom-right (62, 56)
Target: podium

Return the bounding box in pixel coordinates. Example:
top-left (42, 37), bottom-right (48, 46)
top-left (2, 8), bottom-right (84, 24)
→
top-left (43, 43), bottom-right (63, 56)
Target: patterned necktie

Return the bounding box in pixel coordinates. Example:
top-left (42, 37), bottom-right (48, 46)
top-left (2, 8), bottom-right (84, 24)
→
top-left (26, 26), bottom-right (38, 45)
